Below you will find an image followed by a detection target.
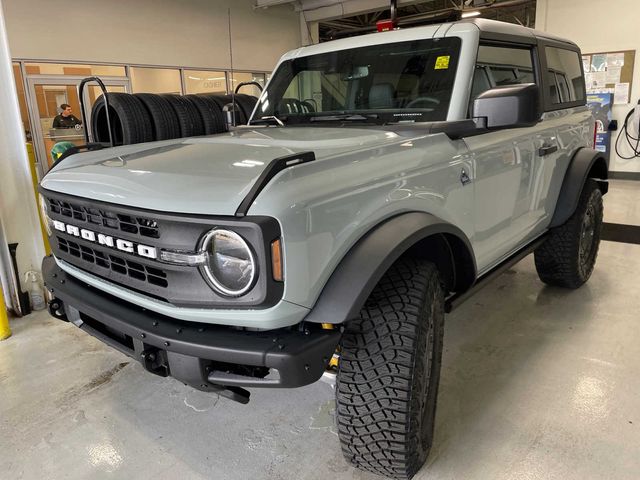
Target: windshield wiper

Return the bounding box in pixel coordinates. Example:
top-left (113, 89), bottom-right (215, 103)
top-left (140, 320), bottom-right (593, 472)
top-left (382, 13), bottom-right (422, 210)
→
top-left (309, 113), bottom-right (379, 123)
top-left (250, 115), bottom-right (286, 126)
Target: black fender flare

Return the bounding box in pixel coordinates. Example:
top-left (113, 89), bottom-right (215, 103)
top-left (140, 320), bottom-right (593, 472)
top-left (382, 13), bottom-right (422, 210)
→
top-left (303, 212), bottom-right (476, 325)
top-left (549, 148), bottom-right (608, 228)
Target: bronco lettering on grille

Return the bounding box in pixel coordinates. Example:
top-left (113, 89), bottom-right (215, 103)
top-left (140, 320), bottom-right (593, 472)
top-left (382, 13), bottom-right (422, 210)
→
top-left (52, 220), bottom-right (157, 259)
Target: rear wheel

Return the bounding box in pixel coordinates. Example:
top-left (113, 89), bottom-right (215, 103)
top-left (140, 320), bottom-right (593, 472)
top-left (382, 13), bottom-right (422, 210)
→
top-left (336, 258), bottom-right (445, 480)
top-left (534, 179), bottom-right (604, 288)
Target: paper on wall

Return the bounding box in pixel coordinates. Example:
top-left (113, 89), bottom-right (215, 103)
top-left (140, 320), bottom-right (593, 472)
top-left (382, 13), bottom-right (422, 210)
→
top-left (586, 71), bottom-right (607, 89)
top-left (591, 53), bottom-right (608, 71)
top-left (582, 55), bottom-right (591, 73)
top-left (590, 88), bottom-right (614, 94)
top-left (614, 83), bottom-right (630, 104)
top-left (607, 52), bottom-right (625, 68)
top-left (606, 66), bottom-right (622, 84)
top-left (585, 73), bottom-right (593, 90)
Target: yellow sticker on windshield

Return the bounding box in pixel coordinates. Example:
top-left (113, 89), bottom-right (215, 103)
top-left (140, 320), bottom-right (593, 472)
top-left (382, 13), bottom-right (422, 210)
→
top-left (435, 56), bottom-right (450, 70)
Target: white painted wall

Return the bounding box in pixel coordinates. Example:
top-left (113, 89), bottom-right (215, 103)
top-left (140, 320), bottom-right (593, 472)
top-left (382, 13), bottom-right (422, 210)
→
top-left (0, 1), bottom-right (46, 311)
top-left (3, 0), bottom-right (300, 72)
top-left (536, 0), bottom-right (640, 173)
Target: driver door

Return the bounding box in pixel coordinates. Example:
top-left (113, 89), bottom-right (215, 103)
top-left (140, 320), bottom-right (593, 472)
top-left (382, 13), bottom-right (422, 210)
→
top-left (464, 44), bottom-right (559, 272)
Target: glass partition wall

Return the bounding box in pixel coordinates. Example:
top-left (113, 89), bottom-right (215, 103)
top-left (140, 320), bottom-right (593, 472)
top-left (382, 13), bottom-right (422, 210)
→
top-left (183, 70), bottom-right (228, 94)
top-left (26, 76), bottom-right (129, 170)
top-left (130, 67), bottom-right (182, 94)
top-left (11, 61), bottom-right (270, 176)
top-left (230, 72), bottom-right (266, 97)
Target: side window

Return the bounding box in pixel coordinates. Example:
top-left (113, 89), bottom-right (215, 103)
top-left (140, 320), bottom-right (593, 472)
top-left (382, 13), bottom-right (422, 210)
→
top-left (489, 66), bottom-right (518, 85)
top-left (556, 72), bottom-right (570, 102)
top-left (546, 70), bottom-right (560, 104)
top-left (470, 66), bottom-right (491, 101)
top-left (470, 45), bottom-right (534, 112)
top-left (544, 47), bottom-right (585, 105)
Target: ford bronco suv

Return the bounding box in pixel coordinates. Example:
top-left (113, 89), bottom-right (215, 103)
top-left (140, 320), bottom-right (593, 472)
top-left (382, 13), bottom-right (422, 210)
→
top-left (40, 19), bottom-right (607, 480)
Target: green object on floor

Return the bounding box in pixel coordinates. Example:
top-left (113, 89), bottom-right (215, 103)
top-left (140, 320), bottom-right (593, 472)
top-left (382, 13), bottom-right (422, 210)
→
top-left (50, 141), bottom-right (76, 161)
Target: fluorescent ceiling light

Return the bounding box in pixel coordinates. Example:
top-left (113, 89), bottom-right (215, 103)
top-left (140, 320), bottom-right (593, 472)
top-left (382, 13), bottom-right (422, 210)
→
top-left (461, 10), bottom-right (481, 18)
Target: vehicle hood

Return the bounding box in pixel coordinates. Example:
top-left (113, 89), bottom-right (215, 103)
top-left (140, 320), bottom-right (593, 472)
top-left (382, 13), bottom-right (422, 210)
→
top-left (41, 127), bottom-right (408, 215)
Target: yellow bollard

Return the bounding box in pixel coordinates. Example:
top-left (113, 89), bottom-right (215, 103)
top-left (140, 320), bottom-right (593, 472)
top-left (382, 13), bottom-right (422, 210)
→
top-left (0, 285), bottom-right (11, 340)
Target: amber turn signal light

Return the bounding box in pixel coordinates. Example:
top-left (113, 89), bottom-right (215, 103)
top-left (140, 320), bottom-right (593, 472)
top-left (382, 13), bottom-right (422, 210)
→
top-left (271, 238), bottom-right (283, 282)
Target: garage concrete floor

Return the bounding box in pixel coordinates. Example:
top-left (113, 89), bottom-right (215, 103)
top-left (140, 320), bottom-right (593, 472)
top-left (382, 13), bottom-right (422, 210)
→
top-left (1, 181), bottom-right (640, 480)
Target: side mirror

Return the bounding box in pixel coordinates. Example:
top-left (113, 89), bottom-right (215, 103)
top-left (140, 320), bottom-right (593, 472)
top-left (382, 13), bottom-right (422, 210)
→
top-left (472, 83), bottom-right (540, 129)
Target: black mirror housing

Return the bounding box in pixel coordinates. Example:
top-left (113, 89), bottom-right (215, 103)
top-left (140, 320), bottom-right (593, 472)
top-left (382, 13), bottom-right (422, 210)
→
top-left (472, 83), bottom-right (541, 129)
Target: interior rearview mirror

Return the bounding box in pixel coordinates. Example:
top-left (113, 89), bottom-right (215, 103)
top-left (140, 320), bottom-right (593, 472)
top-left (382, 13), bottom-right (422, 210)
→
top-left (341, 66), bottom-right (369, 81)
top-left (472, 83), bottom-right (541, 129)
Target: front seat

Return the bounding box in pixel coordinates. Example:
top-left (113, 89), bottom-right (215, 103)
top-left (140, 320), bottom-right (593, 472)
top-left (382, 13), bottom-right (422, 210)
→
top-left (368, 83), bottom-right (395, 109)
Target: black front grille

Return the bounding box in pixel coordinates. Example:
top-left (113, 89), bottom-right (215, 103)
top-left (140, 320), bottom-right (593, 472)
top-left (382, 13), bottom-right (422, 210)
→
top-left (48, 198), bottom-right (159, 238)
top-left (42, 188), bottom-right (282, 308)
top-left (58, 238), bottom-right (168, 288)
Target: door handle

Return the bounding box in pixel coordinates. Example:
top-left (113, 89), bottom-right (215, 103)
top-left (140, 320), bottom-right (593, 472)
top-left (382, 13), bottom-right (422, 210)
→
top-left (538, 144), bottom-right (558, 156)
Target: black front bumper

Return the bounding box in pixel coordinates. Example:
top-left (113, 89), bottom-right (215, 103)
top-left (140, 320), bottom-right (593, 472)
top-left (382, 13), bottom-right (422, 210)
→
top-left (43, 256), bottom-right (340, 403)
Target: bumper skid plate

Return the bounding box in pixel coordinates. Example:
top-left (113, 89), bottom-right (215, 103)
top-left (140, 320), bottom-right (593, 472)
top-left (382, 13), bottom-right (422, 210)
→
top-left (42, 256), bottom-right (341, 403)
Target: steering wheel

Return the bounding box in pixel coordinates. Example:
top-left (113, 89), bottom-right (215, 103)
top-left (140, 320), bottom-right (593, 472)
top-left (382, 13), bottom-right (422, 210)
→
top-left (405, 97), bottom-right (441, 109)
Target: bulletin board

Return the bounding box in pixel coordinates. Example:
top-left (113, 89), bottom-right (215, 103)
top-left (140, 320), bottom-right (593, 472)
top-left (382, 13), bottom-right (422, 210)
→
top-left (582, 50), bottom-right (635, 104)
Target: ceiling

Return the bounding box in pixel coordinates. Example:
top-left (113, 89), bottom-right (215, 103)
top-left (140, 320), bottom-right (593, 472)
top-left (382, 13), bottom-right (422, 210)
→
top-left (311, 0), bottom-right (537, 42)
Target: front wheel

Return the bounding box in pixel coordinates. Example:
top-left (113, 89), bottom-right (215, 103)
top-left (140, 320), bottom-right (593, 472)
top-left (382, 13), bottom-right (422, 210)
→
top-left (336, 258), bottom-right (445, 479)
top-left (534, 179), bottom-right (604, 288)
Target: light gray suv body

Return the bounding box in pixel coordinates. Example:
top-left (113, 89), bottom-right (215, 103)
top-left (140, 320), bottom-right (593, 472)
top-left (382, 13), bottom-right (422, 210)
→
top-left (41, 19), bottom-right (608, 479)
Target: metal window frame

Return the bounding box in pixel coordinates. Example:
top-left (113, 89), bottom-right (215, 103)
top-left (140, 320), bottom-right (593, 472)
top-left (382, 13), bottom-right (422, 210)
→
top-left (537, 39), bottom-right (587, 112)
top-left (15, 58), bottom-right (271, 96)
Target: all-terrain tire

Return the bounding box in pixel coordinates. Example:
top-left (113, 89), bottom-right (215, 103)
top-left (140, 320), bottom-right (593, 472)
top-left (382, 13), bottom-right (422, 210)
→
top-left (186, 95), bottom-right (226, 135)
top-left (161, 94), bottom-right (205, 137)
top-left (234, 94), bottom-right (258, 122)
top-left (91, 92), bottom-right (154, 146)
top-left (199, 95), bottom-right (230, 131)
top-left (534, 179), bottom-right (604, 288)
top-left (336, 258), bottom-right (445, 480)
top-left (133, 93), bottom-right (181, 141)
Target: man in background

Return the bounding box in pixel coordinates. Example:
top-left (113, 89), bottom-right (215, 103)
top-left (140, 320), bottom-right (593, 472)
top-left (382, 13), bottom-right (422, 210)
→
top-left (52, 104), bottom-right (82, 128)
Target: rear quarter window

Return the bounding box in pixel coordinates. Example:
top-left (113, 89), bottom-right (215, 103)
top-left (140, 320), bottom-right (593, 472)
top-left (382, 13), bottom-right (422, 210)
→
top-left (544, 47), bottom-right (585, 106)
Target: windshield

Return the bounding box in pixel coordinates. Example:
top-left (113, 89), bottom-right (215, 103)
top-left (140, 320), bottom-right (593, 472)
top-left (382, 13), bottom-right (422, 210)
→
top-left (253, 37), bottom-right (461, 125)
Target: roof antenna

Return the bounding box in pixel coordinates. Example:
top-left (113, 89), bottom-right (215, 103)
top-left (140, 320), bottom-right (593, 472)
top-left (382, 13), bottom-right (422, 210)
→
top-left (227, 8), bottom-right (237, 127)
top-left (390, 0), bottom-right (397, 27)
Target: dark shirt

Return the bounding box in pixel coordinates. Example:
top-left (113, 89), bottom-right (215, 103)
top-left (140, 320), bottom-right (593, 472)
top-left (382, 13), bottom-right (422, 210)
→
top-left (52, 114), bottom-right (82, 129)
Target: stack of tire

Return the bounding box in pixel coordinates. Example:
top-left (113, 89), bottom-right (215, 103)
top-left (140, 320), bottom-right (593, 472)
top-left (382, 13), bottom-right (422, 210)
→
top-left (91, 92), bottom-right (259, 146)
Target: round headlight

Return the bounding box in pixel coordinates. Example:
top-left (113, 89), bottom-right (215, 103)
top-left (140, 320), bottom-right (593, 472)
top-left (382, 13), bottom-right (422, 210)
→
top-left (201, 229), bottom-right (256, 297)
top-left (38, 194), bottom-right (52, 236)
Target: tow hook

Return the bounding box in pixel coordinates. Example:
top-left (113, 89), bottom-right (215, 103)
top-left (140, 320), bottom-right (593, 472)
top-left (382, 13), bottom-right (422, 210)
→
top-left (48, 299), bottom-right (68, 321)
top-left (140, 347), bottom-right (170, 377)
